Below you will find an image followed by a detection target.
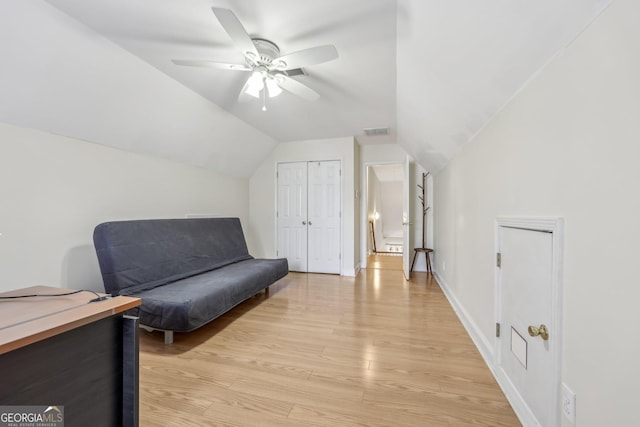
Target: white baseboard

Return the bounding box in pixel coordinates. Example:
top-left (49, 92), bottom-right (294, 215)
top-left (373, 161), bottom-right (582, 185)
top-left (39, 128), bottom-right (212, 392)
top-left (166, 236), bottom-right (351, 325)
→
top-left (433, 271), bottom-right (494, 363)
top-left (342, 264), bottom-right (360, 277)
top-left (433, 270), bottom-right (536, 427)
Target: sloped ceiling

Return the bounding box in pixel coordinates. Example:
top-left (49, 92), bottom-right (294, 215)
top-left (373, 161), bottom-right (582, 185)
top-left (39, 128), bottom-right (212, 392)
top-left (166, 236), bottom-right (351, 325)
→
top-left (397, 0), bottom-right (612, 172)
top-left (372, 164), bottom-right (404, 183)
top-left (1, 0), bottom-right (611, 177)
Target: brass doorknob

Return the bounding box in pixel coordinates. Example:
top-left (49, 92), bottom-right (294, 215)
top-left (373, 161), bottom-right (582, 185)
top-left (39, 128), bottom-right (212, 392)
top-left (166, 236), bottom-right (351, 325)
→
top-left (528, 324), bottom-right (549, 341)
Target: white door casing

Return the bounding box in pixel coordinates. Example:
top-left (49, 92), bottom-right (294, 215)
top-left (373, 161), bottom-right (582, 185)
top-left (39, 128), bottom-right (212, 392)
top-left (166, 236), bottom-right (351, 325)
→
top-left (277, 162), bottom-right (308, 272)
top-left (277, 161), bottom-right (341, 274)
top-left (495, 217), bottom-right (564, 427)
top-left (402, 155), bottom-right (411, 280)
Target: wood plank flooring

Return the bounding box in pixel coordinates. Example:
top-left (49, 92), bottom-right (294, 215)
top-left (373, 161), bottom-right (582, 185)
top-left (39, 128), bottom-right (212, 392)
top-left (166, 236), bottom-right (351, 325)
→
top-left (366, 253), bottom-right (403, 271)
top-left (139, 270), bottom-right (520, 426)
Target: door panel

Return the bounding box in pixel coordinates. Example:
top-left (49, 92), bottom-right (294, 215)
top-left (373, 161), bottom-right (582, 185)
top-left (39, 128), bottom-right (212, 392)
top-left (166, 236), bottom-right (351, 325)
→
top-left (308, 161), bottom-right (341, 274)
top-left (277, 162), bottom-right (307, 272)
top-left (498, 226), bottom-right (555, 426)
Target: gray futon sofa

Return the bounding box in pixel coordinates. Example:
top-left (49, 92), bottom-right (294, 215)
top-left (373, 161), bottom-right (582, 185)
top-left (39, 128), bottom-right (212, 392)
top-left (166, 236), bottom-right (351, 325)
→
top-left (93, 217), bottom-right (288, 344)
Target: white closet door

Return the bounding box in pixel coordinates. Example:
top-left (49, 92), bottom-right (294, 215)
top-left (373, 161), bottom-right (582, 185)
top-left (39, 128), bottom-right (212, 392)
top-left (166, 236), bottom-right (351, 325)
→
top-left (307, 161), bottom-right (341, 274)
top-left (277, 162), bottom-right (308, 272)
top-left (497, 226), bottom-right (558, 426)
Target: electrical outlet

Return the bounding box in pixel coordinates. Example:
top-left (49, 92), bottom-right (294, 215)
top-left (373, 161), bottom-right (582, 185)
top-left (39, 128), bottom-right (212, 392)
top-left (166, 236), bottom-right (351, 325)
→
top-left (562, 383), bottom-right (576, 424)
top-left (442, 260), bottom-right (446, 271)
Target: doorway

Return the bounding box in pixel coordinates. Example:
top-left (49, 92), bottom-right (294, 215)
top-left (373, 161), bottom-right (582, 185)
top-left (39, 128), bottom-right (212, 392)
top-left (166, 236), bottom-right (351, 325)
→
top-left (363, 162), bottom-right (406, 271)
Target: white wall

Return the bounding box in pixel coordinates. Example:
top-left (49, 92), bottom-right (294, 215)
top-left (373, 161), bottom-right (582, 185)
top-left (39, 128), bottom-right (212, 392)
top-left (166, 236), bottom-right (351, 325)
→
top-left (380, 181), bottom-right (403, 241)
top-left (0, 122), bottom-right (250, 293)
top-left (433, 1), bottom-right (640, 425)
top-left (249, 137), bottom-right (358, 275)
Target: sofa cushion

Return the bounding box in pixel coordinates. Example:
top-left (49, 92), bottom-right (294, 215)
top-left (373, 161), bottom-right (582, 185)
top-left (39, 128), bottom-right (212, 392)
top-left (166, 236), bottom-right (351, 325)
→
top-left (123, 258), bottom-right (289, 331)
top-left (93, 218), bottom-right (253, 295)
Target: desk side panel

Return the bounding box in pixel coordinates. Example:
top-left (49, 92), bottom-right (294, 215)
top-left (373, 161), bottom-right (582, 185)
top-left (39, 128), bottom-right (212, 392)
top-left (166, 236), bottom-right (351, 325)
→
top-left (0, 316), bottom-right (124, 427)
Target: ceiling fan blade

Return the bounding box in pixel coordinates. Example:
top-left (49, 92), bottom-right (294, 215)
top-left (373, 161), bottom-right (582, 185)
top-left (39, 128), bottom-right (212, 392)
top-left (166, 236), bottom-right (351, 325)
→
top-left (211, 7), bottom-right (259, 58)
top-left (278, 75), bottom-right (320, 101)
top-left (172, 59), bottom-right (251, 71)
top-left (276, 45), bottom-right (338, 70)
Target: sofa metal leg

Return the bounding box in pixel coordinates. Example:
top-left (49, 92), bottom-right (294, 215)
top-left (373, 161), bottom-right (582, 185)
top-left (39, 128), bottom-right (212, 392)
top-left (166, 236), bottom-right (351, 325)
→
top-left (164, 331), bottom-right (174, 345)
top-left (265, 286), bottom-right (270, 296)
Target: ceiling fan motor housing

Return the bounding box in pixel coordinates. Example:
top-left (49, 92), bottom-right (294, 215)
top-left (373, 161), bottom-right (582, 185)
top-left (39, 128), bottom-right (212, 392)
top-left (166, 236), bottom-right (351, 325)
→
top-left (249, 38), bottom-right (284, 69)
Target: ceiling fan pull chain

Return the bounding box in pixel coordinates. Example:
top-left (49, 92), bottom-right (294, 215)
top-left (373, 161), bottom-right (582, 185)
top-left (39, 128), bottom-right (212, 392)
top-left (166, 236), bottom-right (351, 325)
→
top-left (262, 77), bottom-right (267, 111)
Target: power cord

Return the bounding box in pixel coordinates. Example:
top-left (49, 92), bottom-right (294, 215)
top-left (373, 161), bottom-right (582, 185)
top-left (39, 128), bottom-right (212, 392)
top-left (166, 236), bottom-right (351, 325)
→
top-left (0, 289), bottom-right (111, 302)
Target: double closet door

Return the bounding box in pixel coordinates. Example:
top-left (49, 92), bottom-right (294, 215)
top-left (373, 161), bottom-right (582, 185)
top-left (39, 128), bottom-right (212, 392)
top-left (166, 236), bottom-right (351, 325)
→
top-left (277, 161), bottom-right (341, 274)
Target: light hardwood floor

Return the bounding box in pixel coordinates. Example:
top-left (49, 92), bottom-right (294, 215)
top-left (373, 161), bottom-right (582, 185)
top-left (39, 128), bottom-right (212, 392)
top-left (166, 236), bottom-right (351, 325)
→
top-left (366, 253), bottom-right (403, 271)
top-left (139, 269), bottom-right (520, 426)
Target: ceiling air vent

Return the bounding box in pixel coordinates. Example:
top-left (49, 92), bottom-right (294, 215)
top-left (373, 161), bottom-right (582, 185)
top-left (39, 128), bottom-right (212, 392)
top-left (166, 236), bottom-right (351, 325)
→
top-left (363, 127), bottom-right (390, 136)
top-left (286, 68), bottom-right (306, 77)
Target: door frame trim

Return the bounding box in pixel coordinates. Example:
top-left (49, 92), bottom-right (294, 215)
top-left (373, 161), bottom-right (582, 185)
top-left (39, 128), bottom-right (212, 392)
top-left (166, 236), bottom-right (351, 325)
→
top-left (494, 217), bottom-right (564, 427)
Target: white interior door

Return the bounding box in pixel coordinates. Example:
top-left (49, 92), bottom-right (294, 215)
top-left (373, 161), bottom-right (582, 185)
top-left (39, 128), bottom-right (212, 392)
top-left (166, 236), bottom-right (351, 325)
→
top-left (402, 155), bottom-right (411, 279)
top-left (497, 225), bottom-right (559, 426)
top-left (307, 161), bottom-right (341, 274)
top-left (277, 162), bottom-right (308, 272)
top-left (277, 161), bottom-right (341, 274)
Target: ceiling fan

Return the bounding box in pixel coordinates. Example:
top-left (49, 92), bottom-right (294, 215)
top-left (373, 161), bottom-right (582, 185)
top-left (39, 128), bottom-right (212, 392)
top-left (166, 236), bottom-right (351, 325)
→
top-left (172, 7), bottom-right (339, 111)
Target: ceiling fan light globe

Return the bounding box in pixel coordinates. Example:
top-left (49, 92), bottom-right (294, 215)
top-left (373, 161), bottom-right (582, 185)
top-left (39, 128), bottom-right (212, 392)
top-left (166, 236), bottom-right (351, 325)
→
top-left (245, 86), bottom-right (262, 98)
top-left (266, 78), bottom-right (283, 98)
top-left (245, 71), bottom-right (264, 98)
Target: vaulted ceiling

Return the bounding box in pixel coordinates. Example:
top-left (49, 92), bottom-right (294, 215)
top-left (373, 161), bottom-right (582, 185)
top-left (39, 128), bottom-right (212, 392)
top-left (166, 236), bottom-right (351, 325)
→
top-left (1, 0), bottom-right (611, 177)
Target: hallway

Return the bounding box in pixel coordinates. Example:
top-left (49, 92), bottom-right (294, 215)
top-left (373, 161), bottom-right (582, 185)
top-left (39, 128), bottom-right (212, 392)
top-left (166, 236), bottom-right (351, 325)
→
top-left (366, 253), bottom-right (403, 271)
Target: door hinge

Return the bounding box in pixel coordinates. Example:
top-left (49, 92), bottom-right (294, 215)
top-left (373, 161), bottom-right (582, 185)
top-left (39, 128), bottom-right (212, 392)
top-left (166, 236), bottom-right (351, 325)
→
top-left (496, 252), bottom-right (502, 268)
top-left (496, 323), bottom-right (501, 338)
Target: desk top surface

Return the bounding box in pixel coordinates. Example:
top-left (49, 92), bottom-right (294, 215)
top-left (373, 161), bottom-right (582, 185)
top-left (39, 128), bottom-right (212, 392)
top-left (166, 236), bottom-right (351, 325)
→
top-left (0, 286), bottom-right (141, 354)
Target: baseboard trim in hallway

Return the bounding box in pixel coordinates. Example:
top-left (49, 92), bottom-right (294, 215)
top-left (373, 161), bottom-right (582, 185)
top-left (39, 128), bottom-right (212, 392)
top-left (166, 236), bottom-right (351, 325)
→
top-left (434, 270), bottom-right (531, 426)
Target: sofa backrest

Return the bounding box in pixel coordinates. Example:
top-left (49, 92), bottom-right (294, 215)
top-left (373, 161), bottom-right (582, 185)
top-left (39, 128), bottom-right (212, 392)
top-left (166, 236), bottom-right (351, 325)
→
top-left (93, 217), bottom-right (253, 295)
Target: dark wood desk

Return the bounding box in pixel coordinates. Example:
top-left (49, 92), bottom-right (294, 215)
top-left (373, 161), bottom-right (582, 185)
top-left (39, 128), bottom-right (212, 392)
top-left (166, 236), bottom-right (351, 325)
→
top-left (0, 286), bottom-right (141, 427)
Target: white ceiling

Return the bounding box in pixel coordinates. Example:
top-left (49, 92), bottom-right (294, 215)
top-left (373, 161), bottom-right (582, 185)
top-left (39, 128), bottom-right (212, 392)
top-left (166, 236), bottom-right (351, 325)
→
top-left (2, 0), bottom-right (612, 177)
top-left (45, 0), bottom-right (398, 145)
top-left (371, 164), bottom-right (404, 183)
